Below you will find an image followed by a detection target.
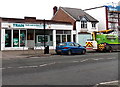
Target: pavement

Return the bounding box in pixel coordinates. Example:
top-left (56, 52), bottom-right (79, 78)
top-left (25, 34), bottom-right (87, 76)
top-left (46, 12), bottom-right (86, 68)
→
top-left (1, 49), bottom-right (56, 59)
top-left (1, 49), bottom-right (96, 59)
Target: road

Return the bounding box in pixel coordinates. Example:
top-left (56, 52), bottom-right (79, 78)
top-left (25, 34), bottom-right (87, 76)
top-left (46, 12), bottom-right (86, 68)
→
top-left (2, 51), bottom-right (119, 86)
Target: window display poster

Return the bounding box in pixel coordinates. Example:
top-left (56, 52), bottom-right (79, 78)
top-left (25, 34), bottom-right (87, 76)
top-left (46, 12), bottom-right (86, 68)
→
top-left (20, 33), bottom-right (25, 46)
top-left (5, 33), bottom-right (9, 46)
top-left (5, 32), bottom-right (11, 47)
top-left (13, 38), bottom-right (19, 47)
top-left (37, 35), bottom-right (48, 43)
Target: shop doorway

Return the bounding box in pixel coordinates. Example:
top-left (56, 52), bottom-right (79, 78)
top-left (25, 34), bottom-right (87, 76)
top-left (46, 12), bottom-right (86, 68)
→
top-left (27, 30), bottom-right (34, 40)
top-left (27, 30), bottom-right (35, 48)
top-left (13, 30), bottom-right (19, 47)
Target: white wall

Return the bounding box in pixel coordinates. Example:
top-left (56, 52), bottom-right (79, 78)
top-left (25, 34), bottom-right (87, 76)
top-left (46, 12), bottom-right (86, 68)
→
top-left (87, 22), bottom-right (98, 33)
top-left (1, 29), bottom-right (5, 50)
top-left (76, 21), bottom-right (98, 33)
top-left (85, 7), bottom-right (107, 31)
top-left (47, 24), bottom-right (73, 30)
top-left (2, 22), bottom-right (73, 30)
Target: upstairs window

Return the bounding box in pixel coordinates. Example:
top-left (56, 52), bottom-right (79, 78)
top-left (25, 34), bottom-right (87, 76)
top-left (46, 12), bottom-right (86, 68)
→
top-left (92, 23), bottom-right (96, 28)
top-left (81, 21), bottom-right (87, 28)
top-left (80, 17), bottom-right (88, 28)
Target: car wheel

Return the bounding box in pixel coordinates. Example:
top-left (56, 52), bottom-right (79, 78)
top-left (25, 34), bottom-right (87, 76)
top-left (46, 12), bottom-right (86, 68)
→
top-left (105, 46), bottom-right (112, 52)
top-left (82, 50), bottom-right (86, 54)
top-left (68, 50), bottom-right (72, 55)
top-left (108, 46), bottom-right (112, 53)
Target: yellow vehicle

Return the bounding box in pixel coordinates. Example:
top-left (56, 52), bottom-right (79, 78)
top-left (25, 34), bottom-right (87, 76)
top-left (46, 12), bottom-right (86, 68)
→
top-left (86, 29), bottom-right (120, 52)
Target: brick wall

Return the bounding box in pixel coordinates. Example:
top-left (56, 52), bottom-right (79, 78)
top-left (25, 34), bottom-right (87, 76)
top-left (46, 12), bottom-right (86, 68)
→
top-left (52, 8), bottom-right (76, 30)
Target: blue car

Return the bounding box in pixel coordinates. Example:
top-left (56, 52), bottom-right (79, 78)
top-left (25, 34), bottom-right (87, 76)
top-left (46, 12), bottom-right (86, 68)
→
top-left (55, 42), bottom-right (86, 55)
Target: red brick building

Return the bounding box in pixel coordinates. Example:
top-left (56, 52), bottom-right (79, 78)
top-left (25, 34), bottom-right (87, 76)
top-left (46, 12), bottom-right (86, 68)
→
top-left (52, 6), bottom-right (99, 46)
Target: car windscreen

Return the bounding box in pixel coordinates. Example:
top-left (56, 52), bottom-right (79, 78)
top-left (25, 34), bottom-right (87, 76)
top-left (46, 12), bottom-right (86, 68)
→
top-left (58, 43), bottom-right (66, 46)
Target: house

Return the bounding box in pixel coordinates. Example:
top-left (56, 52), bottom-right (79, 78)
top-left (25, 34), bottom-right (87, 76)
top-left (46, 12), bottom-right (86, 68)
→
top-left (84, 4), bottom-right (120, 33)
top-left (0, 17), bottom-right (73, 50)
top-left (52, 6), bottom-right (99, 46)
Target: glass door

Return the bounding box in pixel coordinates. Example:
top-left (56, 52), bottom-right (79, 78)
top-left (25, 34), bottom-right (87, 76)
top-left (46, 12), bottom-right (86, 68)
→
top-left (20, 30), bottom-right (26, 47)
top-left (13, 30), bottom-right (19, 47)
top-left (5, 30), bottom-right (11, 47)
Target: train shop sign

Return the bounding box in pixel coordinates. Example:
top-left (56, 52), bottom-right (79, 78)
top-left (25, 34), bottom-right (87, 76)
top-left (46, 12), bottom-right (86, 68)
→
top-left (2, 23), bottom-right (47, 29)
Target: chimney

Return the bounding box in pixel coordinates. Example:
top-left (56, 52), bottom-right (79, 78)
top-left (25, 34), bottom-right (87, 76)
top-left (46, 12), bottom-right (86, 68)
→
top-left (53, 6), bottom-right (58, 16)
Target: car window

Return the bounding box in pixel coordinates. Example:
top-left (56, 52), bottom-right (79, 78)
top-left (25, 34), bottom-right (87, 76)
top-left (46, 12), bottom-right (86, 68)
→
top-left (68, 43), bottom-right (74, 46)
top-left (58, 43), bottom-right (66, 46)
top-left (74, 43), bottom-right (80, 47)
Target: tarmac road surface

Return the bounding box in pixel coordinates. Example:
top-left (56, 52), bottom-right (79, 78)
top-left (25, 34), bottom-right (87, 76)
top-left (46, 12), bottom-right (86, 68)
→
top-left (2, 51), bottom-right (119, 86)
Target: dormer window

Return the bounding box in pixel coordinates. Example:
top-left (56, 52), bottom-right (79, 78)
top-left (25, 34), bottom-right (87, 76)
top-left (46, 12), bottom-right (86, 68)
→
top-left (80, 17), bottom-right (88, 28)
top-left (81, 21), bottom-right (87, 28)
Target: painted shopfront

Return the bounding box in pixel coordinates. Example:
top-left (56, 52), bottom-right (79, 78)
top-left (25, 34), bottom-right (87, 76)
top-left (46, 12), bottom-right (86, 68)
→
top-left (0, 17), bottom-right (73, 50)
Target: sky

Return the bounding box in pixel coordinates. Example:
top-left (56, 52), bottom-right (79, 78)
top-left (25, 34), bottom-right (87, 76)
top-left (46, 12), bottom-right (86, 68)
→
top-left (0, 0), bottom-right (120, 20)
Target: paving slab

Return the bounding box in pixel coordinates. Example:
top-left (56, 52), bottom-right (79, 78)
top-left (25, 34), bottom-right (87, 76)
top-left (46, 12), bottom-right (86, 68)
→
top-left (1, 49), bottom-right (56, 59)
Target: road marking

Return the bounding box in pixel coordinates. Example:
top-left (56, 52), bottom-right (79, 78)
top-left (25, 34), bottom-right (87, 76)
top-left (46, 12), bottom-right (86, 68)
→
top-left (92, 59), bottom-right (99, 60)
top-left (107, 57), bottom-right (116, 60)
top-left (48, 62), bottom-right (56, 65)
top-left (18, 66), bottom-right (29, 68)
top-left (39, 64), bottom-right (49, 67)
top-left (73, 61), bottom-right (79, 63)
top-left (3, 62), bottom-right (57, 69)
top-left (2, 68), bottom-right (5, 69)
top-left (99, 80), bottom-right (118, 85)
top-left (0, 68), bottom-right (3, 70)
top-left (27, 66), bottom-right (38, 68)
top-left (7, 67), bottom-right (13, 69)
top-left (2, 56), bottom-right (117, 70)
top-left (80, 59), bottom-right (88, 62)
top-left (39, 62), bottom-right (56, 67)
top-left (18, 65), bottom-right (38, 68)
top-left (98, 58), bottom-right (104, 60)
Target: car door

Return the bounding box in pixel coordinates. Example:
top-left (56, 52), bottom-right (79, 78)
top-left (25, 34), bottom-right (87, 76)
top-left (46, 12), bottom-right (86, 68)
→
top-left (73, 43), bottom-right (82, 53)
top-left (68, 43), bottom-right (76, 53)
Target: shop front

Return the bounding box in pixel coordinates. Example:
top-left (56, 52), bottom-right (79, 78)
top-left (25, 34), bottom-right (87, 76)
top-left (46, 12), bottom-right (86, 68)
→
top-left (0, 20), bottom-right (73, 50)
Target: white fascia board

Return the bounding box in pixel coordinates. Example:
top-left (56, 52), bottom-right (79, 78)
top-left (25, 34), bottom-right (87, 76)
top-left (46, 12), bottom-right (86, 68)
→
top-left (48, 24), bottom-right (73, 30)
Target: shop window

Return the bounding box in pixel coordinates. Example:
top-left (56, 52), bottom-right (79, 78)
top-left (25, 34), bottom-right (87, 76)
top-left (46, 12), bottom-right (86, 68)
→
top-left (56, 30), bottom-right (63, 34)
top-left (56, 35), bottom-right (61, 44)
top-left (20, 30), bottom-right (26, 47)
top-left (36, 35), bottom-right (50, 46)
top-left (62, 35), bottom-right (66, 42)
top-left (67, 35), bottom-right (71, 42)
top-left (5, 30), bottom-right (11, 47)
top-left (50, 35), bottom-right (53, 41)
top-left (64, 30), bottom-right (71, 34)
top-left (13, 30), bottom-right (19, 47)
top-left (56, 34), bottom-right (70, 45)
top-left (37, 35), bottom-right (49, 43)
